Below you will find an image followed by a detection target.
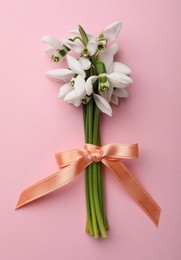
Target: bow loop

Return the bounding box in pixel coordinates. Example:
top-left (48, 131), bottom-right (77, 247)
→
top-left (101, 143), bottom-right (139, 159)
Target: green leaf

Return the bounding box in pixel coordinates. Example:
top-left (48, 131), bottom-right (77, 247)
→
top-left (78, 25), bottom-right (88, 46)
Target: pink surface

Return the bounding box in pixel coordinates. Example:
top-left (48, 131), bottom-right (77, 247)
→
top-left (0, 0), bottom-right (181, 259)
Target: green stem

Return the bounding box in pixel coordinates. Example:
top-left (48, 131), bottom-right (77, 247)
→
top-left (72, 36), bottom-right (85, 44)
top-left (83, 105), bottom-right (93, 236)
top-left (86, 99), bottom-right (99, 238)
top-left (96, 119), bottom-right (103, 219)
top-left (97, 163), bottom-right (103, 218)
top-left (92, 106), bottom-right (107, 237)
top-left (97, 120), bottom-right (109, 229)
top-left (83, 55), bottom-right (109, 238)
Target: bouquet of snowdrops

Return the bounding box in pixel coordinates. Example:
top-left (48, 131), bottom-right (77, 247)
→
top-left (42, 22), bottom-right (133, 238)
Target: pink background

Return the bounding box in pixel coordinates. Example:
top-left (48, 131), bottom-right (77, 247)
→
top-left (0, 0), bottom-right (181, 259)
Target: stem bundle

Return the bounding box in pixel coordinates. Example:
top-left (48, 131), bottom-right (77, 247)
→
top-left (83, 100), bottom-right (108, 238)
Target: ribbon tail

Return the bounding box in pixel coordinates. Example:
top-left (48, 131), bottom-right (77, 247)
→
top-left (102, 159), bottom-right (160, 226)
top-left (16, 156), bottom-right (91, 209)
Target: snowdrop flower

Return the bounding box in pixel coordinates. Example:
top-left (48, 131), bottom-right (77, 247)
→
top-left (79, 38), bottom-right (98, 70)
top-left (63, 75), bottom-right (97, 107)
top-left (42, 35), bottom-right (70, 62)
top-left (46, 55), bottom-right (95, 106)
top-left (42, 35), bottom-right (83, 63)
top-left (98, 65), bottom-right (133, 103)
top-left (85, 76), bottom-right (113, 116)
top-left (109, 62), bottom-right (132, 104)
top-left (86, 60), bottom-right (132, 107)
top-left (62, 36), bottom-right (99, 64)
top-left (63, 75), bottom-right (86, 107)
top-left (95, 21), bottom-right (121, 54)
top-left (66, 55), bottom-right (86, 78)
top-left (46, 55), bottom-right (85, 103)
top-left (66, 33), bottom-right (98, 70)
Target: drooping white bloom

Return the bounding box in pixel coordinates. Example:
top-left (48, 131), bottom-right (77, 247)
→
top-left (85, 76), bottom-right (112, 116)
top-left (86, 61), bottom-right (133, 106)
top-left (65, 34), bottom-right (98, 70)
top-left (66, 55), bottom-right (86, 78)
top-left (42, 35), bottom-right (83, 62)
top-left (109, 61), bottom-right (132, 104)
top-left (78, 39), bottom-right (98, 70)
top-left (65, 37), bottom-right (97, 70)
top-left (46, 55), bottom-right (95, 107)
top-left (63, 75), bottom-right (86, 106)
top-left (46, 55), bottom-right (87, 104)
top-left (98, 70), bottom-right (132, 104)
top-left (63, 75), bottom-right (97, 106)
top-left (42, 35), bottom-right (69, 62)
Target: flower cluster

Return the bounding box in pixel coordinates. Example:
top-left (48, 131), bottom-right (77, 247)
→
top-left (42, 22), bottom-right (133, 116)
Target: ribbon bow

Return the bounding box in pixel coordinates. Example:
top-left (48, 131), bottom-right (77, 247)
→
top-left (16, 143), bottom-right (160, 226)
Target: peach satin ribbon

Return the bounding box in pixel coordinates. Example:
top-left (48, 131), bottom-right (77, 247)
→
top-left (16, 143), bottom-right (160, 226)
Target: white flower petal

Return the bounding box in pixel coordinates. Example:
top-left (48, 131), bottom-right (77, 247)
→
top-left (93, 93), bottom-right (112, 116)
top-left (99, 84), bottom-right (113, 103)
top-left (109, 43), bottom-right (119, 56)
top-left (64, 90), bottom-right (77, 102)
top-left (48, 49), bottom-right (64, 62)
top-left (85, 82), bottom-right (93, 96)
top-left (44, 47), bottom-right (55, 58)
top-left (98, 49), bottom-right (113, 73)
top-left (74, 75), bottom-right (86, 98)
top-left (110, 94), bottom-right (119, 105)
top-left (114, 82), bottom-right (127, 88)
top-left (107, 72), bottom-right (133, 85)
top-left (87, 41), bottom-right (98, 56)
top-left (46, 69), bottom-right (74, 82)
top-left (59, 83), bottom-right (72, 98)
top-left (89, 75), bottom-right (98, 84)
top-left (98, 44), bottom-right (119, 73)
top-left (114, 88), bottom-right (128, 98)
top-left (79, 57), bottom-right (91, 70)
top-left (111, 62), bottom-right (131, 75)
top-left (102, 21), bottom-right (122, 40)
top-left (66, 55), bottom-right (86, 78)
top-left (73, 100), bottom-right (82, 107)
top-left (85, 76), bottom-right (98, 95)
top-left (61, 38), bottom-right (82, 53)
top-left (42, 35), bottom-right (63, 49)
